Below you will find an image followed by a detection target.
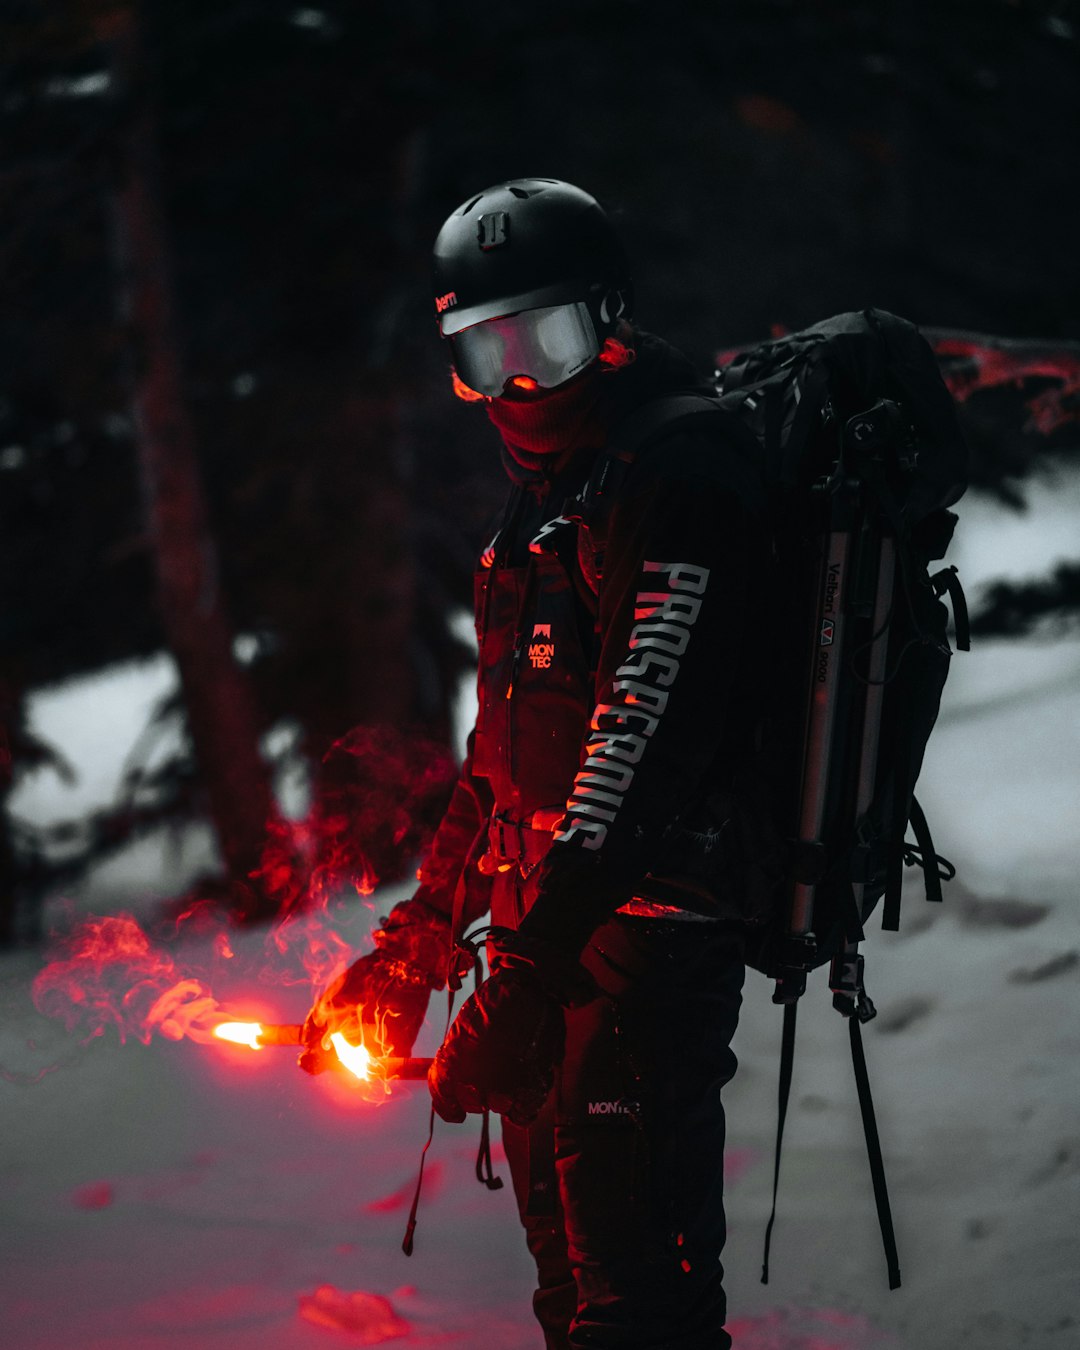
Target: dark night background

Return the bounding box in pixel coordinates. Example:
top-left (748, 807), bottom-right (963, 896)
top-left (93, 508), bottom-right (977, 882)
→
top-left (1, 0), bottom-right (1078, 940)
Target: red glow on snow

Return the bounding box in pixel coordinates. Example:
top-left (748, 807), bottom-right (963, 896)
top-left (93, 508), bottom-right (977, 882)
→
top-left (71, 1181), bottom-right (114, 1210)
top-left (365, 1162), bottom-right (444, 1213)
top-left (297, 1285), bottom-right (411, 1340)
top-left (723, 1145), bottom-right (759, 1186)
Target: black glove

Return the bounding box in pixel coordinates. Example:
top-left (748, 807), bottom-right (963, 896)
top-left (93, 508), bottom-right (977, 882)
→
top-left (300, 897), bottom-right (451, 1074)
top-left (428, 928), bottom-right (597, 1127)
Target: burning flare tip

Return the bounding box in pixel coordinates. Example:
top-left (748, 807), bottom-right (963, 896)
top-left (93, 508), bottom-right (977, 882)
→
top-left (212, 1021), bottom-right (264, 1050)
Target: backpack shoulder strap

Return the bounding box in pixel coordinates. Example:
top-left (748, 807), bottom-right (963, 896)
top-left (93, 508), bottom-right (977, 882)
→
top-left (608, 392), bottom-right (728, 460)
top-left (588, 390), bottom-right (760, 516)
top-left (574, 391), bottom-right (764, 596)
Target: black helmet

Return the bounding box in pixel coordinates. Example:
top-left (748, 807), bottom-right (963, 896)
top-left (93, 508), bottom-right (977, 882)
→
top-left (432, 178), bottom-right (633, 396)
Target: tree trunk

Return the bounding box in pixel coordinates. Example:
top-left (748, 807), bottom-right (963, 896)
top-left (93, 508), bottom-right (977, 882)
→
top-left (108, 3), bottom-right (276, 920)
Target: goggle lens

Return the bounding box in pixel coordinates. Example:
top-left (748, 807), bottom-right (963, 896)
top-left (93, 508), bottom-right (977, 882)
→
top-left (449, 302), bottom-right (599, 397)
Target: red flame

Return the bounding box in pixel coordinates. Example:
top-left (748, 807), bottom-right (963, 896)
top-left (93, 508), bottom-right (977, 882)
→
top-left (31, 911), bottom-right (402, 1105)
top-left (212, 1021), bottom-right (264, 1050)
top-left (327, 1032), bottom-right (374, 1079)
top-left (30, 725), bottom-right (456, 1105)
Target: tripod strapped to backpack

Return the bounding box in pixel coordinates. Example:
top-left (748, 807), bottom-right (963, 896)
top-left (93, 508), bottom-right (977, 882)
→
top-left (761, 392), bottom-right (956, 1291)
top-left (772, 396), bottom-right (909, 1013)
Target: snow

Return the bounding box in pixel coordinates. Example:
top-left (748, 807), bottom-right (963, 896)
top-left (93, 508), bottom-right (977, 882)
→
top-left (2, 480), bottom-right (1079, 1349)
top-left (10, 653), bottom-right (181, 829)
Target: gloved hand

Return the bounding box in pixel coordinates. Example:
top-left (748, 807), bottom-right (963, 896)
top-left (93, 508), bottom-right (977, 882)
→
top-left (428, 928), bottom-right (597, 1127)
top-left (299, 897), bottom-right (452, 1074)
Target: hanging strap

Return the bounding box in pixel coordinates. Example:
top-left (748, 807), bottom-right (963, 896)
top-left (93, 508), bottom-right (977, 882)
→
top-left (763, 981), bottom-right (903, 1290)
top-left (402, 885), bottom-right (505, 1255)
top-left (459, 933), bottom-right (505, 1194)
top-left (904, 795), bottom-right (955, 905)
top-left (402, 983), bottom-right (455, 1257)
top-left (848, 1014), bottom-right (902, 1289)
top-left (882, 843), bottom-right (903, 932)
top-left (881, 757), bottom-right (913, 932)
top-left (401, 1101), bottom-right (436, 1257)
top-left (468, 940), bottom-right (505, 1195)
top-left (476, 1107), bottom-right (503, 1190)
top-left (761, 1001), bottom-right (798, 1284)
top-left (931, 564), bottom-right (971, 652)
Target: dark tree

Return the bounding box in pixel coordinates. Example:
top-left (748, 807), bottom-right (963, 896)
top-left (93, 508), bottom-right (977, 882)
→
top-left (1, 0), bottom-right (1077, 937)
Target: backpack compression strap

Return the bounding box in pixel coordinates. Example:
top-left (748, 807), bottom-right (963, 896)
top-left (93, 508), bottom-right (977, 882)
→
top-left (761, 1000), bottom-right (798, 1285)
top-left (761, 979), bottom-right (903, 1291)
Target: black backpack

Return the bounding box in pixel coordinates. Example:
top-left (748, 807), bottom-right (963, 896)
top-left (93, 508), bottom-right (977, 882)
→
top-left (593, 308), bottom-right (970, 1289)
top-left (716, 308), bottom-right (969, 978)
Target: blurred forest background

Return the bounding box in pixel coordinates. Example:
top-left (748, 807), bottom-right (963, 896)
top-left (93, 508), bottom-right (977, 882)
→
top-left (1, 0), bottom-right (1077, 944)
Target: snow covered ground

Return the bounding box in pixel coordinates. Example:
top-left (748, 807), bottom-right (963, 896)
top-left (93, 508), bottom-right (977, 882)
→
top-left (2, 474), bottom-right (1079, 1349)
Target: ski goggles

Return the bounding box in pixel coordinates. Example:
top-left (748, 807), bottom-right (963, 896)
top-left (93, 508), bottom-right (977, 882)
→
top-left (448, 301), bottom-right (600, 397)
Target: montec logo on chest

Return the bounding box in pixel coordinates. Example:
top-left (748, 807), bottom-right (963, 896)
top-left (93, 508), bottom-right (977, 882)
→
top-left (529, 623), bottom-right (554, 668)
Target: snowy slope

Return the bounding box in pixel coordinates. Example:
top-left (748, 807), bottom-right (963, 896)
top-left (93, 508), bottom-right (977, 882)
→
top-left (2, 479), bottom-right (1079, 1350)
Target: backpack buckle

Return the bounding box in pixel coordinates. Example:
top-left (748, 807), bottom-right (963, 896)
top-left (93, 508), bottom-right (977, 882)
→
top-left (829, 948), bottom-right (877, 1022)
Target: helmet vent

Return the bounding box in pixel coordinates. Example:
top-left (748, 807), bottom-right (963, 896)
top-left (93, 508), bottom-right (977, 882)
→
top-left (459, 195), bottom-right (483, 215)
top-left (507, 186), bottom-right (533, 199)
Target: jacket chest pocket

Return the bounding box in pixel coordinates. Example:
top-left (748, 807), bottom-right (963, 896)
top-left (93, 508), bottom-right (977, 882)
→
top-left (472, 552), bottom-right (594, 804)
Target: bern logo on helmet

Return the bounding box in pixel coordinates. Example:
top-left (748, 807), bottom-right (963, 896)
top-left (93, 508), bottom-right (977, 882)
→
top-left (435, 290), bottom-right (458, 314)
top-left (477, 211), bottom-right (510, 251)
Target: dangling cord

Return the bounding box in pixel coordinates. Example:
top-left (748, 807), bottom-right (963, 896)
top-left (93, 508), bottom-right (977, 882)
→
top-left (403, 878), bottom-right (495, 1254)
top-left (902, 795), bottom-right (955, 904)
top-left (467, 938), bottom-right (504, 1192)
top-left (931, 565), bottom-right (971, 651)
top-left (402, 984), bottom-right (456, 1256)
top-left (401, 1106), bottom-right (436, 1256)
top-left (476, 1107), bottom-right (503, 1190)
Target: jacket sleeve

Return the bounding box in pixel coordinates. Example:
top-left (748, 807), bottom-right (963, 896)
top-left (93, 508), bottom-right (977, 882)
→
top-left (518, 432), bottom-right (765, 956)
top-left (411, 728), bottom-right (494, 931)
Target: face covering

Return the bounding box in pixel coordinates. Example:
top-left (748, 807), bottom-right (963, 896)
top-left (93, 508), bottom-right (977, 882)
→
top-left (485, 366), bottom-right (617, 480)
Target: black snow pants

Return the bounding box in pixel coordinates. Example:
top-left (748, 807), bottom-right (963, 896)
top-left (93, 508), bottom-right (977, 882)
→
top-left (501, 915), bottom-right (745, 1350)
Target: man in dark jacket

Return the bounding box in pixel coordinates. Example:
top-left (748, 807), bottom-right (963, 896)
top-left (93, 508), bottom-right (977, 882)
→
top-left (305, 179), bottom-right (771, 1349)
